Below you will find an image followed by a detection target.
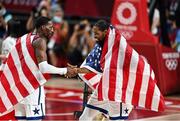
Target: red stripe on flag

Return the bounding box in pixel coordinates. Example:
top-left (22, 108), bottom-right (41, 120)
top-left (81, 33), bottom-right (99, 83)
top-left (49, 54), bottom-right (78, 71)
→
top-left (145, 70), bottom-right (155, 110)
top-left (84, 73), bottom-right (97, 80)
top-left (26, 33), bottom-right (38, 64)
top-left (122, 44), bottom-right (132, 102)
top-left (98, 78), bottom-right (103, 100)
top-left (108, 34), bottom-right (120, 100)
top-left (0, 98), bottom-right (6, 113)
top-left (1, 74), bottom-right (18, 105)
top-left (132, 56), bottom-right (144, 105)
top-left (93, 82), bottom-right (98, 89)
top-left (100, 30), bottom-right (109, 70)
top-left (17, 37), bottom-right (40, 89)
top-left (158, 95), bottom-right (165, 111)
top-left (7, 54), bottom-right (29, 97)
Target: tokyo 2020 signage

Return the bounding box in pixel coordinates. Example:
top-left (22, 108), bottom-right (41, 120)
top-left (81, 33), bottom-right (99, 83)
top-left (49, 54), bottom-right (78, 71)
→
top-left (116, 2), bottom-right (137, 25)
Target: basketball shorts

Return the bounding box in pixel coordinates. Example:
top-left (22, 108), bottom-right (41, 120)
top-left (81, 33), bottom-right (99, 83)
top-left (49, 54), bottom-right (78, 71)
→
top-left (14, 103), bottom-right (45, 120)
top-left (81, 90), bottom-right (133, 120)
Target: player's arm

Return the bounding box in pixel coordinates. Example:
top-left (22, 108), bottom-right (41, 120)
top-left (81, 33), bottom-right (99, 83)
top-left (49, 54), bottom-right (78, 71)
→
top-left (76, 67), bottom-right (92, 73)
top-left (65, 64), bottom-right (92, 78)
top-left (32, 38), bottom-right (47, 63)
top-left (32, 38), bottom-right (67, 75)
top-left (67, 64), bottom-right (92, 74)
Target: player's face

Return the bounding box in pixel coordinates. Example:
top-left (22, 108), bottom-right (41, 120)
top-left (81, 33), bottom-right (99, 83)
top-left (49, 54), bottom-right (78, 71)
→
top-left (92, 26), bottom-right (106, 42)
top-left (42, 21), bottom-right (54, 39)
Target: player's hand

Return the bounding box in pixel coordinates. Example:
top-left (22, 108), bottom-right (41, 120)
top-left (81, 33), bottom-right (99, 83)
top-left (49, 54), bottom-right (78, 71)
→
top-left (65, 65), bottom-right (78, 78)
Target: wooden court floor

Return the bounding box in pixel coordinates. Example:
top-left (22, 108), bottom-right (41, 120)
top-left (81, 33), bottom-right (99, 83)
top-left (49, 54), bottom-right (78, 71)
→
top-left (44, 77), bottom-right (180, 121)
top-left (1, 77), bottom-right (180, 120)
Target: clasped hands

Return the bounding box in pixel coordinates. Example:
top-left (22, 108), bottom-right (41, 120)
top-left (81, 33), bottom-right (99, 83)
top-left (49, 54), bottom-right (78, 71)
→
top-left (65, 63), bottom-right (78, 78)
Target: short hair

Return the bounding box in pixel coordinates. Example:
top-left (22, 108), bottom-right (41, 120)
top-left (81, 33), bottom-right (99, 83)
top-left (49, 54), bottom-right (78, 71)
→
top-left (94, 20), bottom-right (110, 31)
top-left (34, 16), bottom-right (50, 29)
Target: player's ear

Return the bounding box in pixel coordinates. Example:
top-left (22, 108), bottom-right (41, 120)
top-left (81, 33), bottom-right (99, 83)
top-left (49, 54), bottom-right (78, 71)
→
top-left (103, 30), bottom-right (107, 37)
top-left (104, 30), bottom-right (107, 34)
top-left (41, 25), bottom-right (46, 31)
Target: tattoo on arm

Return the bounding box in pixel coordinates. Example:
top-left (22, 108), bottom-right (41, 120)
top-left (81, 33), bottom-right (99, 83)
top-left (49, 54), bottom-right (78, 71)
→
top-left (32, 38), bottom-right (47, 63)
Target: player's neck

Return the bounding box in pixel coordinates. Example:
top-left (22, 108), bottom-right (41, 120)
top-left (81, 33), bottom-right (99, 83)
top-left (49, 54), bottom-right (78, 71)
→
top-left (35, 30), bottom-right (48, 41)
top-left (32, 29), bottom-right (37, 35)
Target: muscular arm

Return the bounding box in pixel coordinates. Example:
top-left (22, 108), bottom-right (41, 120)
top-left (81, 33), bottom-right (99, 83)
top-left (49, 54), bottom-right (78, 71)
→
top-left (32, 38), bottom-right (67, 75)
top-left (76, 67), bottom-right (92, 74)
top-left (32, 37), bottom-right (47, 63)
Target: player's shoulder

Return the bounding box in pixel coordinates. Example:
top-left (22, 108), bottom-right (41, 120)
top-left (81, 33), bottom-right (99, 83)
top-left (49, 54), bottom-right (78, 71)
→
top-left (32, 36), bottom-right (46, 49)
top-left (32, 34), bottom-right (44, 42)
top-left (3, 36), bottom-right (16, 45)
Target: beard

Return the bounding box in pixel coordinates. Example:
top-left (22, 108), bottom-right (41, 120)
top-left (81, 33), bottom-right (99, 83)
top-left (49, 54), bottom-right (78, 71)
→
top-left (96, 39), bottom-right (104, 47)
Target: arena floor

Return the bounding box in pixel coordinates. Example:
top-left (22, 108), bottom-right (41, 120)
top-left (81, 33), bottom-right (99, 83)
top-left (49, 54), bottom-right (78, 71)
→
top-left (1, 77), bottom-right (180, 120)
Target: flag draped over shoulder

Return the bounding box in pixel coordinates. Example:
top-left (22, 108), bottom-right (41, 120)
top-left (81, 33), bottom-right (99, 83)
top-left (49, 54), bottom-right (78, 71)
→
top-left (0, 33), bottom-right (47, 116)
top-left (78, 44), bottom-right (103, 90)
top-left (97, 27), bottom-right (165, 112)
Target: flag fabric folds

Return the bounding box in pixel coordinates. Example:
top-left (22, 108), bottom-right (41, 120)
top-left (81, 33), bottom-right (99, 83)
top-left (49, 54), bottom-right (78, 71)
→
top-left (78, 44), bottom-right (103, 90)
top-left (0, 33), bottom-right (47, 116)
top-left (79, 27), bottom-right (165, 112)
top-left (98, 27), bottom-right (165, 111)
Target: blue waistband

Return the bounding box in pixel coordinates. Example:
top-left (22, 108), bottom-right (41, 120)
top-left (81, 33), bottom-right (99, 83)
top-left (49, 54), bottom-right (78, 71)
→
top-left (85, 104), bottom-right (128, 120)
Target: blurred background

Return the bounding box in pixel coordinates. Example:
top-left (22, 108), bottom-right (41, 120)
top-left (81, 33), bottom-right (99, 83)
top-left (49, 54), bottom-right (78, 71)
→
top-left (0, 0), bottom-right (179, 56)
top-left (0, 0), bottom-right (179, 98)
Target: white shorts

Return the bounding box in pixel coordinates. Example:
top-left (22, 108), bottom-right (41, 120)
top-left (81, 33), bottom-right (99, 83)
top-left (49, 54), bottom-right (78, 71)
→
top-left (14, 103), bottom-right (45, 120)
top-left (80, 90), bottom-right (133, 120)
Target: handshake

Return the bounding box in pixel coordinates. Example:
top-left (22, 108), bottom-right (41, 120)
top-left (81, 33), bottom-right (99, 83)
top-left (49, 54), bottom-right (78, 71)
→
top-left (65, 63), bottom-right (79, 78)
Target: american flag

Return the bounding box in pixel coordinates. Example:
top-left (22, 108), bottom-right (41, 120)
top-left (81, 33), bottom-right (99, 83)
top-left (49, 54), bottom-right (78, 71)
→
top-left (78, 44), bottom-right (103, 90)
top-left (0, 33), bottom-right (47, 116)
top-left (79, 27), bottom-right (165, 112)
